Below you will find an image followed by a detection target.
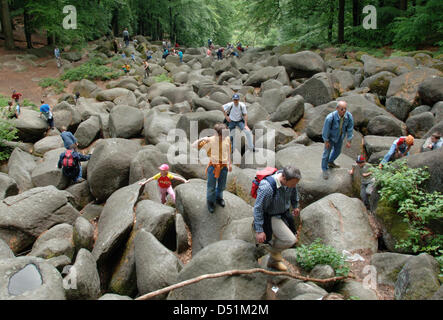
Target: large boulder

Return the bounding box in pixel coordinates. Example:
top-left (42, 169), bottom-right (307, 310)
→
top-left (129, 147), bottom-right (168, 184)
top-left (298, 193), bottom-right (378, 253)
top-left (0, 256), bottom-right (65, 299)
top-left (144, 109), bottom-right (180, 145)
top-left (73, 79), bottom-right (100, 98)
top-left (370, 252), bottom-right (413, 286)
top-left (279, 51), bottom-right (326, 78)
top-left (276, 144), bottom-right (355, 207)
top-left (33, 135), bottom-right (64, 156)
top-left (134, 230), bottom-right (183, 299)
top-left (260, 88), bottom-right (286, 114)
top-left (360, 71), bottom-right (397, 99)
top-left (52, 101), bottom-right (82, 132)
top-left (74, 115), bottom-right (101, 149)
top-left (175, 180), bottom-right (253, 255)
top-left (418, 76), bottom-right (443, 106)
top-left (395, 253), bottom-right (440, 300)
top-left (92, 183), bottom-right (141, 267)
top-left (167, 240), bottom-right (267, 300)
top-left (367, 115), bottom-right (404, 137)
top-left (386, 96), bottom-right (413, 122)
top-left (0, 173), bottom-right (18, 200)
top-left (386, 68), bottom-right (442, 106)
top-left (109, 105), bottom-right (144, 139)
top-left (28, 223), bottom-right (74, 261)
top-left (76, 99), bottom-right (112, 121)
top-left (405, 112), bottom-right (435, 138)
top-left (337, 279), bottom-right (378, 300)
top-left (175, 110), bottom-right (225, 140)
top-left (31, 148), bottom-right (71, 190)
top-left (87, 139), bottom-right (141, 202)
top-left (362, 55), bottom-right (417, 77)
top-left (0, 239), bottom-right (14, 260)
top-left (0, 185), bottom-right (79, 253)
top-left (65, 181), bottom-right (95, 211)
top-left (243, 66), bottom-right (289, 87)
top-left (95, 88), bottom-right (133, 102)
top-left (253, 120), bottom-right (297, 146)
top-left (65, 248), bottom-right (101, 300)
top-left (11, 109), bottom-right (48, 143)
top-left (147, 82), bottom-right (177, 101)
top-left (405, 147), bottom-right (443, 193)
top-left (7, 148), bottom-right (38, 192)
top-left (292, 73), bottom-right (339, 106)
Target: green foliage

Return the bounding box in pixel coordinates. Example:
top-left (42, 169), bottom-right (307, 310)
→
top-left (0, 95), bottom-right (9, 108)
top-left (38, 78), bottom-right (65, 94)
top-left (371, 160), bottom-right (443, 256)
top-left (154, 74), bottom-right (173, 83)
top-left (61, 61), bottom-right (121, 82)
top-left (295, 239), bottom-right (350, 277)
top-left (0, 119), bottom-right (18, 161)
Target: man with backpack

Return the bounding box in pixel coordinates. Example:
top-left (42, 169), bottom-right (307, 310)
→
top-left (123, 28), bottom-right (130, 47)
top-left (222, 94), bottom-right (255, 154)
top-left (57, 144), bottom-right (91, 184)
top-left (253, 166), bottom-right (301, 271)
top-left (60, 126), bottom-right (78, 149)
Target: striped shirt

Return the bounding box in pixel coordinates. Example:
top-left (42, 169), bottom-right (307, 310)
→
top-left (253, 171), bottom-right (300, 233)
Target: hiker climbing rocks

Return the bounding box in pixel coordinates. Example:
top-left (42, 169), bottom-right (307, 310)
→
top-left (253, 166), bottom-right (301, 271)
top-left (138, 164), bottom-right (189, 205)
top-left (217, 47), bottom-right (224, 60)
top-left (39, 100), bottom-right (55, 130)
top-left (380, 135), bottom-right (414, 168)
top-left (223, 94), bottom-right (255, 153)
top-left (162, 48), bottom-right (169, 60)
top-left (348, 155), bottom-right (375, 210)
top-left (11, 90), bottom-right (22, 104)
top-left (146, 49), bottom-right (153, 61)
top-left (143, 60), bottom-right (151, 78)
top-left (74, 92), bottom-right (80, 105)
top-left (192, 123), bottom-right (232, 214)
top-left (60, 126), bottom-right (78, 149)
top-left (57, 144), bottom-right (91, 184)
top-left (321, 101), bottom-right (354, 180)
top-left (178, 50), bottom-right (183, 63)
top-left (122, 64), bottom-right (131, 74)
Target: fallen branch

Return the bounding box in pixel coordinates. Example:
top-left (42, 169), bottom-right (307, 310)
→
top-left (135, 268), bottom-right (351, 300)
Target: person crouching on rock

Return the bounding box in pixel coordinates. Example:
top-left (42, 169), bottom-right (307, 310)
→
top-left (57, 144), bottom-right (91, 184)
top-left (138, 164), bottom-right (189, 205)
top-left (379, 135), bottom-right (414, 168)
top-left (253, 166), bottom-right (301, 271)
top-left (192, 123), bottom-right (232, 214)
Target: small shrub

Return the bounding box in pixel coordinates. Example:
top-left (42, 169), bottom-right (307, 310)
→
top-left (61, 62), bottom-right (121, 82)
top-left (154, 73), bottom-right (173, 83)
top-left (295, 238), bottom-right (350, 277)
top-left (38, 78), bottom-right (65, 94)
top-left (0, 119), bottom-right (18, 161)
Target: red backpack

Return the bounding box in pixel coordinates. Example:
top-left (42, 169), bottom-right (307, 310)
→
top-left (251, 167), bottom-right (278, 199)
top-left (62, 150), bottom-right (75, 168)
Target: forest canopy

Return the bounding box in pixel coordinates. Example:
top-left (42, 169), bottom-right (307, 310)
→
top-left (0, 0), bottom-right (441, 50)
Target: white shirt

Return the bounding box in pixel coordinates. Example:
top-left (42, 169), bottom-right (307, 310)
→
top-left (223, 101), bottom-right (247, 122)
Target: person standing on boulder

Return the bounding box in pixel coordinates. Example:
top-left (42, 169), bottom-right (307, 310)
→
top-left (54, 47), bottom-right (61, 68)
top-left (192, 123), bottom-right (232, 214)
top-left (123, 28), bottom-right (130, 47)
top-left (321, 101), bottom-right (354, 180)
top-left (223, 94), bottom-right (255, 154)
top-left (39, 100), bottom-right (55, 131)
top-left (253, 166), bottom-right (301, 271)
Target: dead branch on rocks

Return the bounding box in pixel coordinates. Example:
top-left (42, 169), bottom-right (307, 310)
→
top-left (135, 268), bottom-right (352, 300)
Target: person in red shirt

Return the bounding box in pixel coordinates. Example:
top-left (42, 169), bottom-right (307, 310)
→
top-left (138, 164), bottom-right (189, 204)
top-left (11, 90), bottom-right (22, 103)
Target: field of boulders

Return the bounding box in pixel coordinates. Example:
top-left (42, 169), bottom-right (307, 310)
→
top-left (0, 37), bottom-right (442, 300)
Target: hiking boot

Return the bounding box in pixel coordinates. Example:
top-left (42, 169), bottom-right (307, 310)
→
top-left (267, 252), bottom-right (287, 272)
top-left (216, 198), bottom-right (225, 207)
top-left (328, 162), bottom-right (340, 168)
top-left (322, 171), bottom-right (329, 180)
top-left (75, 178), bottom-right (85, 184)
top-left (207, 201), bottom-right (215, 214)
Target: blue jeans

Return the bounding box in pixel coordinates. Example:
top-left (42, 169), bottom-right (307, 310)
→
top-left (207, 165), bottom-right (228, 204)
top-left (73, 165), bottom-right (83, 183)
top-left (321, 139), bottom-right (344, 172)
top-left (228, 120), bottom-right (254, 150)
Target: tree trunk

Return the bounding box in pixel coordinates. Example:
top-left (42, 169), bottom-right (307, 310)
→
top-left (328, 6), bottom-right (334, 42)
top-left (353, 0), bottom-right (360, 27)
top-left (399, 0), bottom-right (407, 10)
top-left (23, 7), bottom-right (33, 49)
top-left (0, 0), bottom-right (15, 49)
top-left (338, 0), bottom-right (345, 44)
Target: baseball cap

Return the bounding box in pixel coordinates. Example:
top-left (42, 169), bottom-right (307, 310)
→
top-left (158, 164), bottom-right (169, 171)
top-left (232, 94), bottom-right (240, 100)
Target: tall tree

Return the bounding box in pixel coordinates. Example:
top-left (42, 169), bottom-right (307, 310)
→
top-left (338, 0), bottom-right (345, 43)
top-left (1, 0), bottom-right (15, 49)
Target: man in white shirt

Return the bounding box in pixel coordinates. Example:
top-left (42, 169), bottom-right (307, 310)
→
top-left (222, 94), bottom-right (255, 153)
